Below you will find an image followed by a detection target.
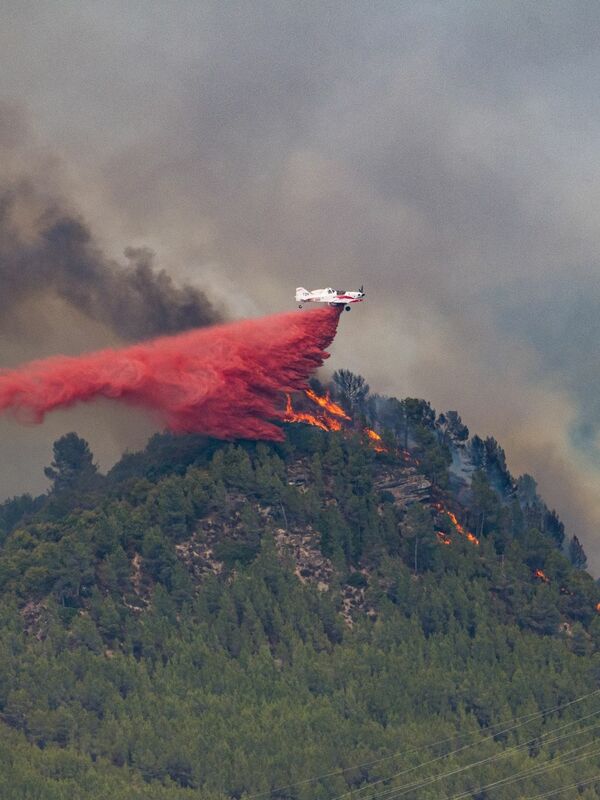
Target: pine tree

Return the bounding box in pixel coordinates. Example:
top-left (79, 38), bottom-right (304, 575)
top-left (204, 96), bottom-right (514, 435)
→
top-left (44, 433), bottom-right (99, 493)
top-left (332, 369), bottom-right (370, 412)
top-left (569, 535), bottom-right (588, 570)
top-left (402, 503), bottom-right (437, 574)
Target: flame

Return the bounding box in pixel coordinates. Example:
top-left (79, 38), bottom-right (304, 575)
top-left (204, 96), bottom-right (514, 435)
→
top-left (285, 390), bottom-right (389, 453)
top-left (284, 394), bottom-right (343, 431)
top-left (286, 387), bottom-right (424, 460)
top-left (304, 389), bottom-right (350, 420)
top-left (433, 503), bottom-right (479, 546)
top-left (0, 307), bottom-right (341, 441)
top-left (364, 427), bottom-right (388, 453)
top-left (284, 392), bottom-right (600, 620)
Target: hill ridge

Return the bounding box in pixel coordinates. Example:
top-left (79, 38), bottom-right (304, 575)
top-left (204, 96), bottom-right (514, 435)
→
top-left (0, 371), bottom-right (599, 798)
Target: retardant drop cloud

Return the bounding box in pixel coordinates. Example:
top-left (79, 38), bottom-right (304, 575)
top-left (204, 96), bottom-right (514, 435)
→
top-left (0, 307), bottom-right (341, 440)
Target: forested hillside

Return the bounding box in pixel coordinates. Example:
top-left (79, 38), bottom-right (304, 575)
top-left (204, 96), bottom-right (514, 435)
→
top-left (1, 372), bottom-right (600, 799)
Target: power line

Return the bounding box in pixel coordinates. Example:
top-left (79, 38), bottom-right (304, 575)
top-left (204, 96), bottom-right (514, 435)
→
top-left (442, 740), bottom-right (600, 800)
top-left (250, 688), bottom-right (600, 799)
top-left (444, 747), bottom-right (600, 800)
top-left (525, 772), bottom-right (600, 799)
top-left (355, 704), bottom-right (600, 800)
top-left (327, 689), bottom-right (600, 800)
top-left (368, 712), bottom-right (600, 800)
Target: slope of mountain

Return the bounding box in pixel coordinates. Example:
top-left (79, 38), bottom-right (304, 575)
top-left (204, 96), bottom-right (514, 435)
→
top-left (0, 375), bottom-right (599, 799)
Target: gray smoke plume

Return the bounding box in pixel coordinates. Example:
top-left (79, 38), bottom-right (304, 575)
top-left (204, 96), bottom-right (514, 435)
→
top-left (0, 181), bottom-right (221, 341)
top-left (5, 3), bottom-right (600, 569)
top-left (0, 109), bottom-right (222, 496)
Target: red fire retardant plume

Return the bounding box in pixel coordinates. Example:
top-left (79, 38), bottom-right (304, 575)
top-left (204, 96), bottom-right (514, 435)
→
top-left (0, 307), bottom-right (341, 440)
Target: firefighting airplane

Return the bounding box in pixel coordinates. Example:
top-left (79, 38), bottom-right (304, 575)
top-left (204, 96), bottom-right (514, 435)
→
top-left (295, 286), bottom-right (366, 310)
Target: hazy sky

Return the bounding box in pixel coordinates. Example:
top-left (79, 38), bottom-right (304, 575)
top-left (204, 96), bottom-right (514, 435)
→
top-left (2, 1), bottom-right (600, 567)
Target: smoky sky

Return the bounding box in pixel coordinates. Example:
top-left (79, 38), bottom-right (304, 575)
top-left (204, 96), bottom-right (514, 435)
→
top-left (3, 1), bottom-right (600, 566)
top-left (0, 98), bottom-right (221, 497)
top-left (0, 182), bottom-right (220, 341)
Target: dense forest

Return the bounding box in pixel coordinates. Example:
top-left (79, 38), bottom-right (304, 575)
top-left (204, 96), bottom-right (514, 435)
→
top-left (1, 370), bottom-right (600, 799)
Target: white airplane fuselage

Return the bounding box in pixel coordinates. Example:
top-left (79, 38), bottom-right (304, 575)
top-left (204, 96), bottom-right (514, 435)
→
top-left (295, 286), bottom-right (365, 310)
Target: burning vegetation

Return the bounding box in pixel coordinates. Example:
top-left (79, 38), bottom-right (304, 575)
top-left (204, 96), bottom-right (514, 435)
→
top-left (432, 502), bottom-right (480, 547)
top-left (0, 307), bottom-right (342, 441)
top-left (282, 378), bottom-right (600, 622)
top-left (1, 307), bottom-right (596, 624)
top-left (303, 389), bottom-right (350, 420)
top-left (284, 390), bottom-right (350, 431)
top-left (284, 388), bottom-right (390, 453)
top-left (364, 427), bottom-right (388, 453)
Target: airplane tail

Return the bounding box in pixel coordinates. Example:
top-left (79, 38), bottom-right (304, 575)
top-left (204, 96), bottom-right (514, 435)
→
top-left (295, 287), bottom-right (309, 300)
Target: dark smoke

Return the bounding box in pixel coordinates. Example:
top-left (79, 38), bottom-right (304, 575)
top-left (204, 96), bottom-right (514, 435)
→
top-left (0, 181), bottom-right (220, 340)
top-left (0, 307), bottom-right (341, 440)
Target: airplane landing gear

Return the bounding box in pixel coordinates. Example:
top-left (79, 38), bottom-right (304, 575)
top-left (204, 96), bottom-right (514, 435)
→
top-left (345, 305), bottom-right (351, 311)
top-left (298, 304), bottom-right (303, 308)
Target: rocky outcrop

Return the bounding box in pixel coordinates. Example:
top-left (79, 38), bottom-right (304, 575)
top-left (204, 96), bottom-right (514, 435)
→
top-left (274, 526), bottom-right (332, 591)
top-left (374, 465), bottom-right (431, 507)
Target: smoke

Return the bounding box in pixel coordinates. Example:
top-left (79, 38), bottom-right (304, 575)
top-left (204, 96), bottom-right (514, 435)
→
top-left (0, 101), bottom-right (228, 495)
top-left (5, 4), bottom-right (600, 565)
top-left (0, 307), bottom-right (341, 440)
top-left (0, 181), bottom-right (220, 341)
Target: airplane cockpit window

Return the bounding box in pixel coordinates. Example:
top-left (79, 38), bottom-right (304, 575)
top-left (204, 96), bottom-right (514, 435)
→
top-left (327, 287), bottom-right (334, 294)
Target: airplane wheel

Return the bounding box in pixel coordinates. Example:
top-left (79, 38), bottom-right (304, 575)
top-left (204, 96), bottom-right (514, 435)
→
top-left (345, 305), bottom-right (351, 311)
top-left (298, 304), bottom-right (303, 308)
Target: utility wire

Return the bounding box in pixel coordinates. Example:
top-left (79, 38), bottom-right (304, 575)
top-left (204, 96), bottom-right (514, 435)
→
top-left (366, 713), bottom-right (600, 800)
top-left (353, 705), bottom-right (600, 800)
top-left (327, 690), bottom-right (600, 800)
top-left (250, 687), bottom-right (600, 799)
top-left (525, 772), bottom-right (600, 799)
top-left (442, 739), bottom-right (600, 800)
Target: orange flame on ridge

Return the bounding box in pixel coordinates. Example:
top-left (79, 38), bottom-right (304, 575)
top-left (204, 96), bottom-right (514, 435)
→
top-left (433, 503), bottom-right (480, 546)
top-left (286, 392), bottom-right (600, 619)
top-left (364, 427), bottom-right (388, 453)
top-left (284, 394), bottom-right (343, 431)
top-left (284, 390), bottom-right (389, 453)
top-left (304, 389), bottom-right (350, 420)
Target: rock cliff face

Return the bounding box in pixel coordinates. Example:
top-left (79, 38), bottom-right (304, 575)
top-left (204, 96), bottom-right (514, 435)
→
top-left (162, 448), bottom-right (469, 629)
top-left (373, 464), bottom-right (432, 507)
top-left (274, 527), bottom-right (333, 591)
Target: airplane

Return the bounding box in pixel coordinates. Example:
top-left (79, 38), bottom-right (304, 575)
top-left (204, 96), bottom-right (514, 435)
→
top-left (295, 286), bottom-right (366, 311)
